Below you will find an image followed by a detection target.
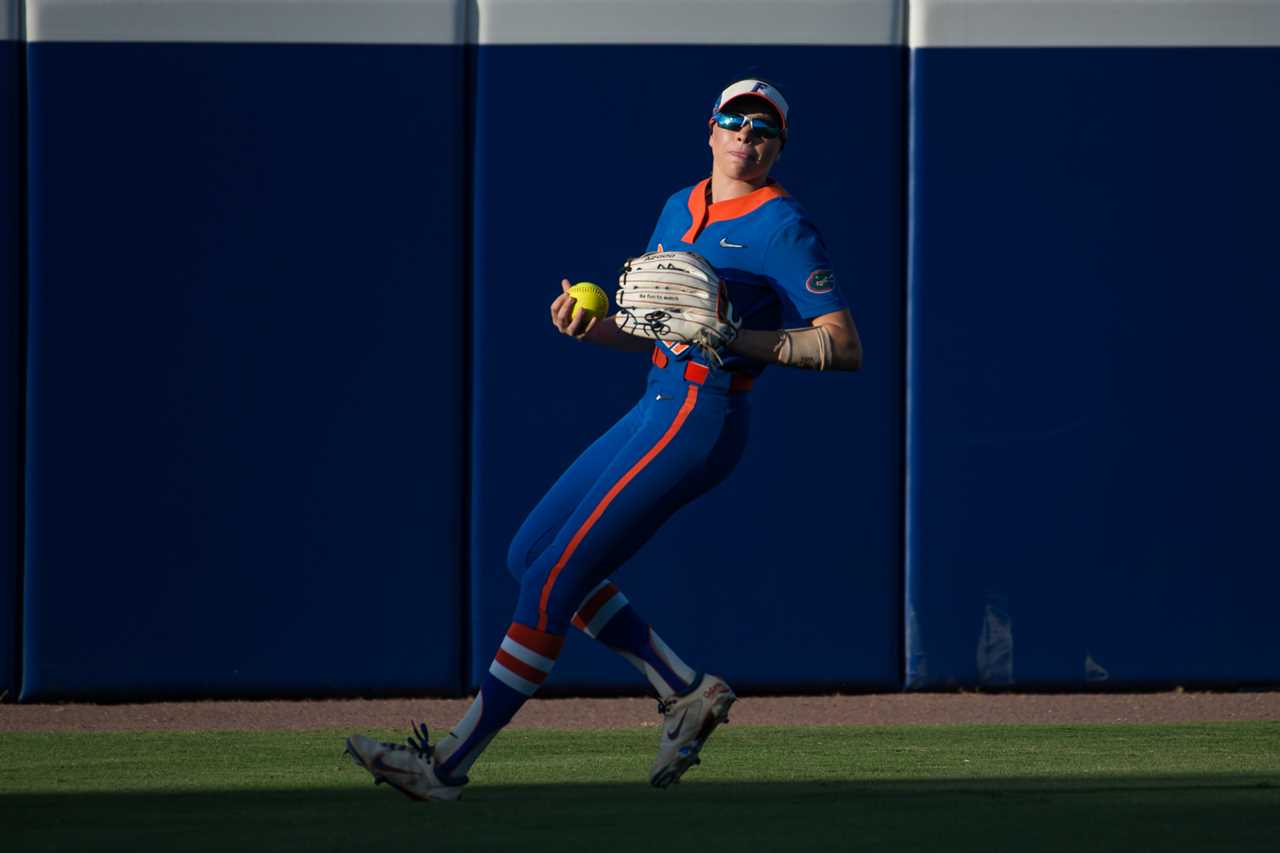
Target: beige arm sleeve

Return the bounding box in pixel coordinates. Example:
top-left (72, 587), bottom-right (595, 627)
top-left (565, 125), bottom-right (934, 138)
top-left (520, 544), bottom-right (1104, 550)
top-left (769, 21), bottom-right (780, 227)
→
top-left (773, 324), bottom-right (834, 371)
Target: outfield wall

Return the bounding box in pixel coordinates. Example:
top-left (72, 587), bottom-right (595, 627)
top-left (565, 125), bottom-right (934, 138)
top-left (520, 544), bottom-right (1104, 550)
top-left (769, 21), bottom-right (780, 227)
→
top-left (904, 0), bottom-right (1280, 688)
top-left (8, 0), bottom-right (1280, 701)
top-left (20, 0), bottom-right (468, 699)
top-left (1, 0), bottom-right (21, 699)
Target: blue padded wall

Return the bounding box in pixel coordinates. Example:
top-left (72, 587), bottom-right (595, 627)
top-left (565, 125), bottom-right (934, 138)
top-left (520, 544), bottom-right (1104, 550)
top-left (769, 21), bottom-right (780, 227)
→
top-left (0, 29), bottom-right (20, 699)
top-left (470, 40), bottom-right (905, 690)
top-left (906, 45), bottom-right (1280, 688)
top-left (22, 41), bottom-right (466, 699)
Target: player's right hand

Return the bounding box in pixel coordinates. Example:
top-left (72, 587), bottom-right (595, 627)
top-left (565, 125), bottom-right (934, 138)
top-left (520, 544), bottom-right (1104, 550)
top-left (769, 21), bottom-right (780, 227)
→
top-left (550, 279), bottom-right (597, 340)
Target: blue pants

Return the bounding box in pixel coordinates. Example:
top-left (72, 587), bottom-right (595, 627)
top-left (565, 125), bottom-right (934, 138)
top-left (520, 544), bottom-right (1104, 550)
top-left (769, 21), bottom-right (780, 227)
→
top-left (506, 360), bottom-right (751, 634)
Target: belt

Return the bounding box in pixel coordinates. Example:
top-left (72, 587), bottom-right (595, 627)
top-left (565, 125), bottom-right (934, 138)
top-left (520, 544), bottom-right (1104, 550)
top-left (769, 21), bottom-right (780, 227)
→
top-left (651, 346), bottom-right (754, 393)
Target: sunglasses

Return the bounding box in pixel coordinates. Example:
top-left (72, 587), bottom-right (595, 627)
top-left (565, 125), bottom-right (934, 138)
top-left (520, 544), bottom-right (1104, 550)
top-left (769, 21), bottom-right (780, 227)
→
top-left (712, 111), bottom-right (783, 140)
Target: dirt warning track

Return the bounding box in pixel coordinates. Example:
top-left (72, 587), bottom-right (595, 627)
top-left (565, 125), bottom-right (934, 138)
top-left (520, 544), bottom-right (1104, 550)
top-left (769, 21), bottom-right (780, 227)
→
top-left (2, 690), bottom-right (1277, 732)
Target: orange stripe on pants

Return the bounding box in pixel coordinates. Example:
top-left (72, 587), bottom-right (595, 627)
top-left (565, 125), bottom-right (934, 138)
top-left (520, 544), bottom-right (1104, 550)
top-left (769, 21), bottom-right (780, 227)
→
top-left (536, 385), bottom-right (700, 631)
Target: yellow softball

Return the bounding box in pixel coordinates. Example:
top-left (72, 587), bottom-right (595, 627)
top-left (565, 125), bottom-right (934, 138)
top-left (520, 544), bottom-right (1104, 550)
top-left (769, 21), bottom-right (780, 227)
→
top-left (569, 281), bottom-right (609, 321)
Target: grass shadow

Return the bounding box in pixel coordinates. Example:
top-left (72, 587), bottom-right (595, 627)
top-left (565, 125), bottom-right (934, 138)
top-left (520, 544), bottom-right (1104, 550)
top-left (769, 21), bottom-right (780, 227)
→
top-left (5, 775), bottom-right (1279, 852)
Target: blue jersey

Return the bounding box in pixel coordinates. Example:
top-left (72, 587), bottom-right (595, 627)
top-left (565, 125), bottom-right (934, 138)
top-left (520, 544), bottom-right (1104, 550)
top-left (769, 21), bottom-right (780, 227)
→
top-left (645, 178), bottom-right (846, 374)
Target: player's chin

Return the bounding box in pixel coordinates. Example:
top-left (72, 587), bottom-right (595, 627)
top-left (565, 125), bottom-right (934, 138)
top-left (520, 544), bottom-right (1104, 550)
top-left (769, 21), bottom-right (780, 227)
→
top-left (720, 166), bottom-right (757, 185)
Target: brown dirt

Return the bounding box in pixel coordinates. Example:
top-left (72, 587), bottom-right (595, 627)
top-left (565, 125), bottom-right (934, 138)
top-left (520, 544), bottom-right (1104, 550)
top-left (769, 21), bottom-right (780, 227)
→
top-left (2, 691), bottom-right (1277, 733)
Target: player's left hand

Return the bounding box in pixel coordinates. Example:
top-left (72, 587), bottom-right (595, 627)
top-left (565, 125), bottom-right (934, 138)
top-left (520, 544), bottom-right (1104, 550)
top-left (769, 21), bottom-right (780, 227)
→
top-left (550, 279), bottom-right (598, 340)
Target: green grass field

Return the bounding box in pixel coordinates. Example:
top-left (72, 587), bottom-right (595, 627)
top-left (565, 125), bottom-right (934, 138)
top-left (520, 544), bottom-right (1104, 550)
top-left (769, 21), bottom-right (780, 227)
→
top-left (4, 722), bottom-right (1278, 851)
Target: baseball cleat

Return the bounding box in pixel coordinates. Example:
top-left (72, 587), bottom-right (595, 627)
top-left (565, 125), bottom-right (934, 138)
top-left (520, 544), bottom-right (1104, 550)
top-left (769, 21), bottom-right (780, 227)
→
top-left (649, 673), bottom-right (736, 788)
top-left (344, 722), bottom-right (465, 802)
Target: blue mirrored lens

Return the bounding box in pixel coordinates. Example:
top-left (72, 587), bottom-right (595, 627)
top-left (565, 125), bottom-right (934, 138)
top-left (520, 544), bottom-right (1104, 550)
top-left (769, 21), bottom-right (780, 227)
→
top-left (714, 112), bottom-right (780, 139)
top-left (714, 112), bottom-right (748, 131)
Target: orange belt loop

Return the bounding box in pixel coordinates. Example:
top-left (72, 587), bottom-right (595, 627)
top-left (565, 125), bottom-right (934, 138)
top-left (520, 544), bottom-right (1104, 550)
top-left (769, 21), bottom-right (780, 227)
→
top-left (682, 362), bottom-right (710, 385)
top-left (654, 345), bottom-right (753, 393)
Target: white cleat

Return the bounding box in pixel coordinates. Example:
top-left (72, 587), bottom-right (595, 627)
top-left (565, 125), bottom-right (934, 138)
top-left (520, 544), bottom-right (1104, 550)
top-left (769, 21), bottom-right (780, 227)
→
top-left (344, 723), bottom-right (465, 802)
top-left (650, 673), bottom-right (736, 788)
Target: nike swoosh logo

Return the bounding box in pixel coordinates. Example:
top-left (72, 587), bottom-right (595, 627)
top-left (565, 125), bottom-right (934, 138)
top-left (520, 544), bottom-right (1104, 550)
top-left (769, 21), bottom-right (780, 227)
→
top-left (666, 709), bottom-right (689, 740)
top-left (371, 755), bottom-right (415, 777)
top-left (719, 237), bottom-right (746, 249)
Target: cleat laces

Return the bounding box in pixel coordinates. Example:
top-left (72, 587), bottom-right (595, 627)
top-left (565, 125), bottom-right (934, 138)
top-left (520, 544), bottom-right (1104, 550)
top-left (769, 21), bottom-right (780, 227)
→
top-left (404, 721), bottom-right (435, 760)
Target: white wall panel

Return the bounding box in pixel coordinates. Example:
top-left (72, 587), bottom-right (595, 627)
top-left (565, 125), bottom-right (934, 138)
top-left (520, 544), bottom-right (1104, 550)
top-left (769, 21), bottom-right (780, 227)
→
top-left (27, 0), bottom-right (464, 43)
top-left (475, 0), bottom-right (904, 45)
top-left (912, 0), bottom-right (1280, 47)
top-left (3, 0), bottom-right (20, 40)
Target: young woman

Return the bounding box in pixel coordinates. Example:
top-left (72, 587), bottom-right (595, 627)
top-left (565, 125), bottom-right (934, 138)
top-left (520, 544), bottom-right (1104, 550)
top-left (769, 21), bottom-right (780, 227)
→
top-left (346, 78), bottom-right (862, 801)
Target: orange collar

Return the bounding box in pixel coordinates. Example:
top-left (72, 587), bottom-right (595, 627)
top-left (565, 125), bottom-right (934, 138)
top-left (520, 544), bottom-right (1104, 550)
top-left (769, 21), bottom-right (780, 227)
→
top-left (680, 178), bottom-right (788, 244)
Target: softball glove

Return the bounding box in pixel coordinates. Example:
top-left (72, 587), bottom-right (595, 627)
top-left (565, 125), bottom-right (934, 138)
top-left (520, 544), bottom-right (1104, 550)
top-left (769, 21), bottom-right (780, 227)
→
top-left (614, 250), bottom-right (741, 364)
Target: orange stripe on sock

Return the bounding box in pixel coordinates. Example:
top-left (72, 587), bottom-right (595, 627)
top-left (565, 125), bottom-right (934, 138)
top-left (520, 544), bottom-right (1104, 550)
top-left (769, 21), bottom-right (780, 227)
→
top-left (495, 648), bottom-right (547, 684)
top-left (537, 386), bottom-right (700, 631)
top-left (574, 582), bottom-right (620, 626)
top-left (507, 622), bottom-right (565, 658)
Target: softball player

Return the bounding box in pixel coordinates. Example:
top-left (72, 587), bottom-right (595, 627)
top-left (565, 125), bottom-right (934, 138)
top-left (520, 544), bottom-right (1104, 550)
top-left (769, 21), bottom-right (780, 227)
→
top-left (347, 78), bottom-right (862, 800)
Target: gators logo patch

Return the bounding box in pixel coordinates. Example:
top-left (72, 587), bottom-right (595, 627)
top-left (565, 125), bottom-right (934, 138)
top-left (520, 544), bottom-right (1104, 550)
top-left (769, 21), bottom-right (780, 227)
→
top-left (805, 269), bottom-right (836, 294)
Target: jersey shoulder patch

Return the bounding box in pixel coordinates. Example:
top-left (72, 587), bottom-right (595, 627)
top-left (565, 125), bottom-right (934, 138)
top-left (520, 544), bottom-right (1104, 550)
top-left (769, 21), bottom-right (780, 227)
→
top-left (805, 269), bottom-right (837, 294)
